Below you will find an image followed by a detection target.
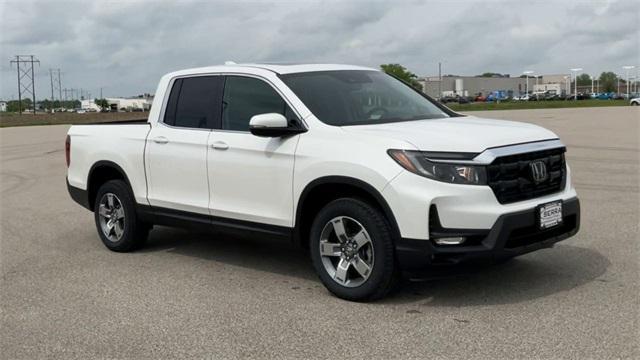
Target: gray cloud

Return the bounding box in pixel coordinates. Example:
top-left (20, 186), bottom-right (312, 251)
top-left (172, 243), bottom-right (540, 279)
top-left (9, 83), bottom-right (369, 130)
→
top-left (1, 0), bottom-right (638, 100)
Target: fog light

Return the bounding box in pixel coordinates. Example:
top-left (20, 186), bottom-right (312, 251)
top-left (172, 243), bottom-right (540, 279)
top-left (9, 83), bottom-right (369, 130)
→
top-left (434, 237), bottom-right (466, 245)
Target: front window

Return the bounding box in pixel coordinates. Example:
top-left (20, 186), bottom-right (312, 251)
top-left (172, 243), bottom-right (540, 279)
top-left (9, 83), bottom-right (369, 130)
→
top-left (280, 70), bottom-right (450, 126)
top-left (222, 76), bottom-right (297, 132)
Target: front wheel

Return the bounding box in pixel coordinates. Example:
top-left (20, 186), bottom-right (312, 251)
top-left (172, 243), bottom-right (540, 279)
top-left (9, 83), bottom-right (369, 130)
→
top-left (310, 198), bottom-right (398, 301)
top-left (94, 180), bottom-right (149, 252)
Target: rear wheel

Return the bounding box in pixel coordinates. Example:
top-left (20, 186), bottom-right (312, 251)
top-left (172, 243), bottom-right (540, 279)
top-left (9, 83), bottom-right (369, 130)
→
top-left (94, 180), bottom-right (149, 252)
top-left (310, 198), bottom-right (398, 301)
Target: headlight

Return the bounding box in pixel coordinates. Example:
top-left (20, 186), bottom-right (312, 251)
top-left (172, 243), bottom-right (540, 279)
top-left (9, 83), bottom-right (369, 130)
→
top-left (388, 149), bottom-right (487, 185)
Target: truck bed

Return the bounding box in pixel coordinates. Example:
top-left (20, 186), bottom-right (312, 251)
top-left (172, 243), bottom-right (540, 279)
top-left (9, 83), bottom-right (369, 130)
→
top-left (66, 122), bottom-right (151, 206)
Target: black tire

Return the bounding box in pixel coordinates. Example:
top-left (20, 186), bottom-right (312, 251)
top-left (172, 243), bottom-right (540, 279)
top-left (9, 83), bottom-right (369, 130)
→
top-left (93, 180), bottom-right (150, 252)
top-left (309, 198), bottom-right (398, 301)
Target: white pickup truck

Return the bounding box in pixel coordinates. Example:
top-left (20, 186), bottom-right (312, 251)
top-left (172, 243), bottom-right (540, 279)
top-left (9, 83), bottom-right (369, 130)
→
top-left (66, 63), bottom-right (580, 301)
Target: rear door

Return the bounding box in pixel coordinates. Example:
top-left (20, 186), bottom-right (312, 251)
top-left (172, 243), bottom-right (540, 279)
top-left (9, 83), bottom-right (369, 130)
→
top-left (146, 75), bottom-right (223, 214)
top-left (207, 75), bottom-right (301, 227)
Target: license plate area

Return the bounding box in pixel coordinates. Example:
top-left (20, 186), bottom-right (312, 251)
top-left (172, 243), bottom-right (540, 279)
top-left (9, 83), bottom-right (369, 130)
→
top-left (538, 201), bottom-right (563, 230)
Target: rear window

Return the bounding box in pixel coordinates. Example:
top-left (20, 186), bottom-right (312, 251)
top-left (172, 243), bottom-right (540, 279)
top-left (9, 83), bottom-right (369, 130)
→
top-left (163, 76), bottom-right (223, 129)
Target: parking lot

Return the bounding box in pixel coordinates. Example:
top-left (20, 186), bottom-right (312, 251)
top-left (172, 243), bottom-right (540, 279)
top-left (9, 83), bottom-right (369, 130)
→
top-left (1, 107), bottom-right (638, 359)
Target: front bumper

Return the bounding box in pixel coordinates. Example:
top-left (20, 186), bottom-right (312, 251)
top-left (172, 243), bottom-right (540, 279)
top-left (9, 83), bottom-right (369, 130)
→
top-left (395, 197), bottom-right (580, 270)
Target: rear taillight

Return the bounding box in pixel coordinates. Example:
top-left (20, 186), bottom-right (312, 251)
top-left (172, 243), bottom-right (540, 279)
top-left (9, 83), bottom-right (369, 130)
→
top-left (65, 135), bottom-right (71, 168)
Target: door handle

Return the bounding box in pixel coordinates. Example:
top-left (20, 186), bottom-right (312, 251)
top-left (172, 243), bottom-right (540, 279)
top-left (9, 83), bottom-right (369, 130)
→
top-left (152, 136), bottom-right (169, 144)
top-left (211, 141), bottom-right (229, 150)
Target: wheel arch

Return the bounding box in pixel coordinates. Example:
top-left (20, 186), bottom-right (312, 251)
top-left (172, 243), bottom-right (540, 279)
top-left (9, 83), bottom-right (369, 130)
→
top-left (87, 161), bottom-right (135, 210)
top-left (294, 176), bottom-right (401, 248)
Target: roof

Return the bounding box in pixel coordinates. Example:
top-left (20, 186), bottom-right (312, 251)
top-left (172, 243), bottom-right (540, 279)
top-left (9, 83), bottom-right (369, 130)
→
top-left (238, 63), bottom-right (377, 74)
top-left (164, 63), bottom-right (378, 78)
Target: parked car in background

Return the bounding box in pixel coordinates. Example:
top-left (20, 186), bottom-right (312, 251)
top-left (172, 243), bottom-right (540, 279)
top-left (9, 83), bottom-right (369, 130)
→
top-left (66, 63), bottom-right (580, 301)
top-left (439, 95), bottom-right (458, 104)
top-left (541, 91), bottom-right (560, 101)
top-left (486, 91), bottom-right (509, 102)
top-left (565, 93), bottom-right (589, 100)
top-left (457, 96), bottom-right (471, 104)
top-left (630, 97), bottom-right (639, 106)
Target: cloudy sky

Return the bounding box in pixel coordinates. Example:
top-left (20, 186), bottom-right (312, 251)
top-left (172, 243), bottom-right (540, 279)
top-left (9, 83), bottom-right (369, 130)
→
top-left (0, 0), bottom-right (638, 99)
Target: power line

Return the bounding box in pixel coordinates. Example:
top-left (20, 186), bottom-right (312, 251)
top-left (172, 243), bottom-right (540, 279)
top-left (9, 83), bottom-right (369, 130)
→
top-left (10, 55), bottom-right (40, 115)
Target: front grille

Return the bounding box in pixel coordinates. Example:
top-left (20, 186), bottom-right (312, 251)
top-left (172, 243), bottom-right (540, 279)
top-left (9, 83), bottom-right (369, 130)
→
top-left (487, 147), bottom-right (566, 204)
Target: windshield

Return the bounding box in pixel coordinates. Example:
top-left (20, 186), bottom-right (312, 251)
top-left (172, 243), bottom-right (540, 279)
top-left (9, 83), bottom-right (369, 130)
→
top-left (280, 70), bottom-right (450, 126)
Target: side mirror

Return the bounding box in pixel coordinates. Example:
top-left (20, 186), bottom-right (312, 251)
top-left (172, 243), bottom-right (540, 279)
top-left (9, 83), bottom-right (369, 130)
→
top-left (249, 113), bottom-right (305, 137)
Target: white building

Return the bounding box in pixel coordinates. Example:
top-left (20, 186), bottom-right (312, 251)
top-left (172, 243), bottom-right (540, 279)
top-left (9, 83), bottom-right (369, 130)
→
top-left (81, 97), bottom-right (153, 112)
top-left (0, 101), bottom-right (7, 112)
top-left (108, 98), bottom-right (151, 111)
top-left (80, 99), bottom-right (102, 112)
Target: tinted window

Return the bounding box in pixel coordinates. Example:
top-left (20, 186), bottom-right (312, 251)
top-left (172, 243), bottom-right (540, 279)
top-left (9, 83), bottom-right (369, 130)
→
top-left (163, 79), bottom-right (182, 126)
top-left (280, 70), bottom-right (449, 126)
top-left (222, 76), bottom-right (293, 131)
top-left (164, 76), bottom-right (223, 129)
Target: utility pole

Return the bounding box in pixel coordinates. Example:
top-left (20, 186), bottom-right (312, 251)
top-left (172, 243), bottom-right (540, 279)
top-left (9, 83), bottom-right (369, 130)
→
top-left (523, 70), bottom-right (533, 96)
top-left (57, 69), bottom-right (62, 105)
top-left (50, 69), bottom-right (55, 112)
top-left (63, 88), bottom-right (72, 102)
top-left (10, 55), bottom-right (40, 115)
top-left (48, 68), bottom-right (62, 112)
top-left (438, 62), bottom-right (442, 100)
top-left (622, 66), bottom-right (635, 99)
top-left (570, 68), bottom-right (582, 100)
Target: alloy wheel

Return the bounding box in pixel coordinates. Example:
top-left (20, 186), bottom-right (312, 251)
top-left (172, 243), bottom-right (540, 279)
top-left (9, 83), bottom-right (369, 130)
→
top-left (98, 193), bottom-right (125, 242)
top-left (319, 216), bottom-right (374, 287)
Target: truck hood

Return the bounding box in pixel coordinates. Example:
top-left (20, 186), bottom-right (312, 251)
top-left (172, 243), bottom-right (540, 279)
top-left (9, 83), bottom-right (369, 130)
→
top-left (341, 116), bottom-right (558, 153)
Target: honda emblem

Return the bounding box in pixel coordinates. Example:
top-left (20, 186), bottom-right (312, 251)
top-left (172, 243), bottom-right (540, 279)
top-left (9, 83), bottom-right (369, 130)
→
top-left (530, 161), bottom-right (548, 183)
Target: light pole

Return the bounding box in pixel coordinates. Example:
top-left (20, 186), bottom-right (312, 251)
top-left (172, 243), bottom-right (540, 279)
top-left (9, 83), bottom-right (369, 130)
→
top-left (570, 68), bottom-right (582, 100)
top-left (523, 70), bottom-right (533, 97)
top-left (623, 65), bottom-right (635, 99)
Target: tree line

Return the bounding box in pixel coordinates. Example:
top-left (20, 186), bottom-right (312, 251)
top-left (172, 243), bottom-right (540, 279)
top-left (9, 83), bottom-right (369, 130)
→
top-left (4, 99), bottom-right (81, 113)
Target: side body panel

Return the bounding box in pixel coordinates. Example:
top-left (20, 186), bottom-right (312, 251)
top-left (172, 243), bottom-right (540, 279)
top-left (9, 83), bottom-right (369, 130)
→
top-left (66, 124), bottom-right (151, 205)
top-left (145, 125), bottom-right (211, 214)
top-left (207, 132), bottom-right (299, 226)
top-left (292, 125), bottom-right (410, 225)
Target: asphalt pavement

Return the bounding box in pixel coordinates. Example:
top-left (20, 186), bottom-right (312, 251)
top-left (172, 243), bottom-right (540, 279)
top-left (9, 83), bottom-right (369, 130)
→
top-left (1, 106), bottom-right (638, 359)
